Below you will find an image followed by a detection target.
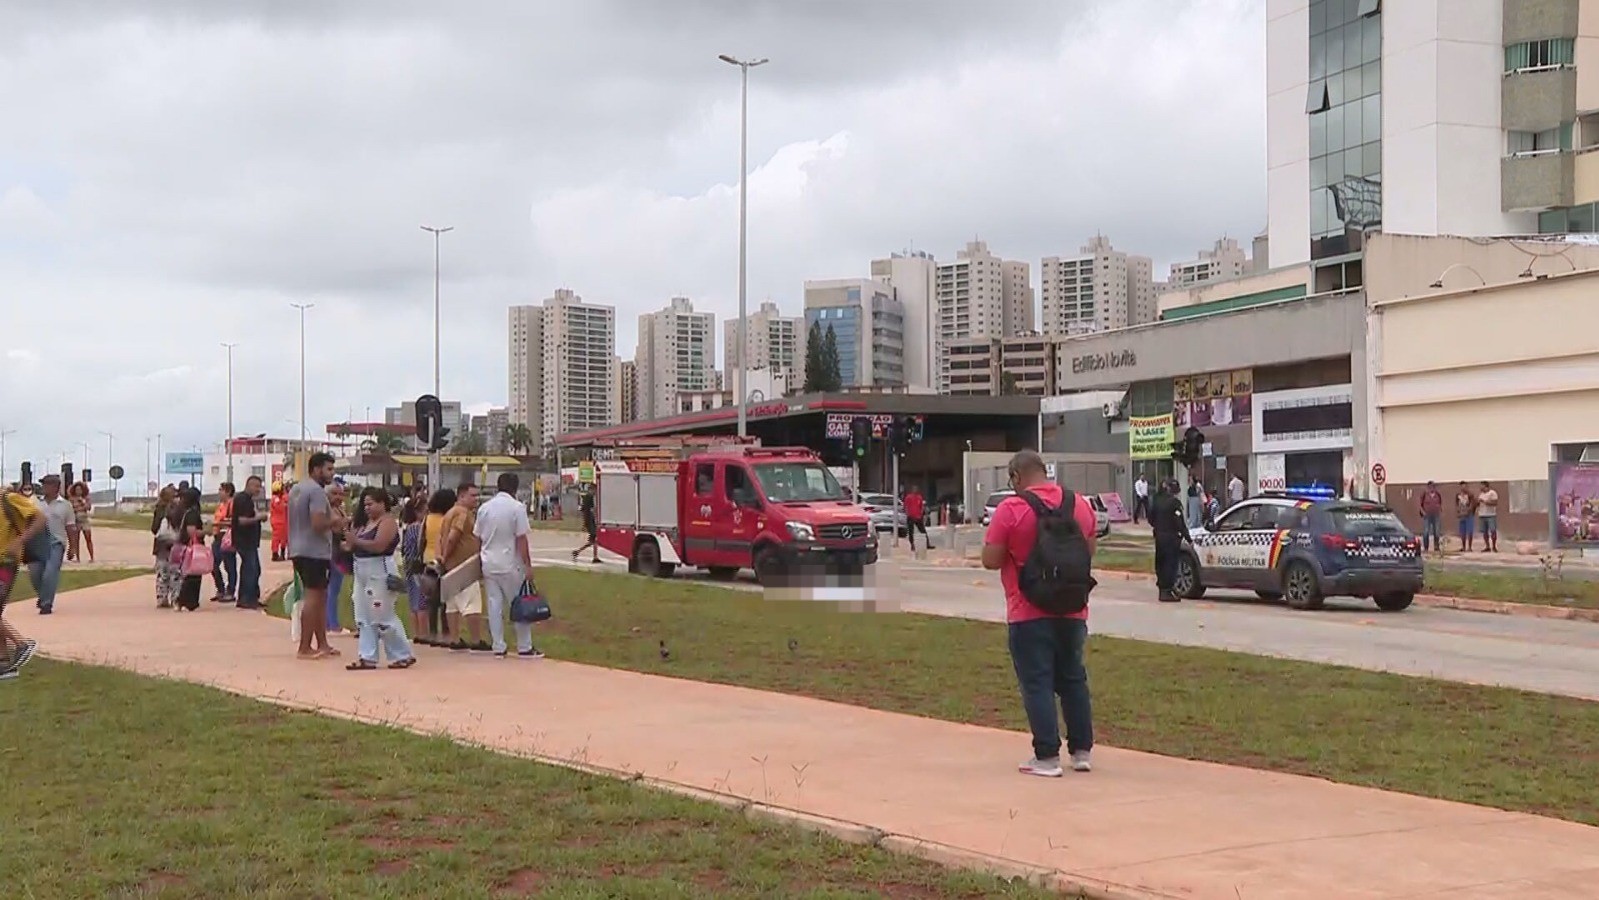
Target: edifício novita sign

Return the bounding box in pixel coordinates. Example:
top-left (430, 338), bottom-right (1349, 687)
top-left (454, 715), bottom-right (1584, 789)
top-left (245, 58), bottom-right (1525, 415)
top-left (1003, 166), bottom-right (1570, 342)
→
top-left (1069, 349), bottom-right (1138, 375)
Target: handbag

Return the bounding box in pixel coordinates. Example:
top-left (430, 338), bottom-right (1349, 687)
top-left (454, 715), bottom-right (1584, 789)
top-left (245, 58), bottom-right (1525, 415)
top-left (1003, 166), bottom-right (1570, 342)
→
top-left (509, 579), bottom-right (552, 624)
top-left (382, 555), bottom-right (406, 593)
top-left (182, 540), bottom-right (213, 576)
top-left (220, 529), bottom-right (234, 553)
top-left (155, 517), bottom-right (177, 544)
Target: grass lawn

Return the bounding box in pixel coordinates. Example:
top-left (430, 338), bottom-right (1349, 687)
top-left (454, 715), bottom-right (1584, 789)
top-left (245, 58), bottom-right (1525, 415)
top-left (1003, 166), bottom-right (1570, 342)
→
top-left (0, 662), bottom-right (1058, 900)
top-left (7, 567), bottom-right (149, 603)
top-left (86, 508), bottom-right (156, 529)
top-left (338, 567), bottom-right (1598, 828)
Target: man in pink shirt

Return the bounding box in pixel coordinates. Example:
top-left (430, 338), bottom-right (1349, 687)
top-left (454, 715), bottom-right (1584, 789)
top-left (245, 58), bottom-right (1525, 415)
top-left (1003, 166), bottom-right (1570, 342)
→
top-left (982, 450), bottom-right (1099, 778)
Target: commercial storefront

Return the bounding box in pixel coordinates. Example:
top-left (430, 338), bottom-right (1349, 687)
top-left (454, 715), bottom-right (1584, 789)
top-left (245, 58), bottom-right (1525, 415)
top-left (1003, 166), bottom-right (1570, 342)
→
top-left (1047, 290), bottom-right (1369, 501)
top-left (1369, 265), bottom-right (1599, 544)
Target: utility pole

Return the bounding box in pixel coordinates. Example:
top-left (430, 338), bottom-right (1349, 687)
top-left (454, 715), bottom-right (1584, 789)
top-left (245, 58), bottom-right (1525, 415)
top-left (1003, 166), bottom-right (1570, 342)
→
top-left (290, 304), bottom-right (313, 444)
top-left (222, 342), bottom-right (238, 485)
top-left (0, 429), bottom-right (14, 484)
top-left (421, 224), bottom-right (453, 490)
top-left (99, 432), bottom-right (115, 503)
top-left (719, 53), bottom-right (768, 438)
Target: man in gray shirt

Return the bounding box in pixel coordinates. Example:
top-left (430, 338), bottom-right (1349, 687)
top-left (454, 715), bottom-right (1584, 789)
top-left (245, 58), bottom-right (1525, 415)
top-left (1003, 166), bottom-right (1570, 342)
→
top-left (289, 453), bottom-right (337, 660)
top-left (29, 475), bottom-right (74, 614)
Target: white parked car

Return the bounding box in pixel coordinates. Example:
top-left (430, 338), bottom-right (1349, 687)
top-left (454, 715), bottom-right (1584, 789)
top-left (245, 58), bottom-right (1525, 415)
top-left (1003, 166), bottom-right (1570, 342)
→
top-left (979, 489), bottom-right (1110, 537)
top-left (857, 492), bottom-right (907, 534)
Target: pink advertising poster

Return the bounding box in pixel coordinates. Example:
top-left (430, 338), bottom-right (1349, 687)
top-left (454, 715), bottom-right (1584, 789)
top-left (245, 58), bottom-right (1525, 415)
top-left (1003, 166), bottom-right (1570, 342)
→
top-left (1552, 463), bottom-right (1599, 548)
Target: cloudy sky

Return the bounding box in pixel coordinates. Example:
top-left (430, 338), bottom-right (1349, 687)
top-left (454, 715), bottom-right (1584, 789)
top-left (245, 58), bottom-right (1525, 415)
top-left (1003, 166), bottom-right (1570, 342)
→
top-left (0, 0), bottom-right (1264, 486)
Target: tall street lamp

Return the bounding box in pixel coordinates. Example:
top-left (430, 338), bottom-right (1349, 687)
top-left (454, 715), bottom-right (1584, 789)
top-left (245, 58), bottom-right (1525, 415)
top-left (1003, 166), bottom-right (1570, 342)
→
top-left (719, 53), bottom-right (768, 439)
top-left (0, 429), bottom-right (15, 484)
top-left (98, 432), bottom-right (114, 501)
top-left (222, 342), bottom-right (238, 485)
top-left (421, 224), bottom-right (453, 490)
top-left (290, 303), bottom-right (314, 443)
top-left (75, 441), bottom-right (90, 474)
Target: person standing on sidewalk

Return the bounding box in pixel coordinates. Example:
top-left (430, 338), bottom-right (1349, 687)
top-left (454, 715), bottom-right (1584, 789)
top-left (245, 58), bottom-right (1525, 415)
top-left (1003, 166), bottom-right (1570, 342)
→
top-left (1131, 474), bottom-right (1149, 524)
top-left (981, 450), bottom-right (1098, 778)
top-left (1418, 481), bottom-right (1444, 554)
top-left (289, 454), bottom-right (338, 660)
top-left (210, 482), bottom-right (237, 603)
top-left (903, 485), bottom-right (931, 551)
top-left (1151, 478), bottom-right (1190, 603)
top-left (29, 475), bottom-right (73, 615)
top-left (476, 472), bottom-right (543, 659)
top-left (324, 481), bottom-right (354, 636)
top-left (340, 487), bottom-right (415, 670)
top-left (0, 487), bottom-right (45, 679)
top-left (1477, 481), bottom-right (1500, 553)
top-left (269, 482), bottom-right (290, 562)
top-left (231, 476), bottom-right (265, 610)
top-left (440, 482), bottom-right (489, 652)
top-left (1454, 481), bottom-right (1478, 553)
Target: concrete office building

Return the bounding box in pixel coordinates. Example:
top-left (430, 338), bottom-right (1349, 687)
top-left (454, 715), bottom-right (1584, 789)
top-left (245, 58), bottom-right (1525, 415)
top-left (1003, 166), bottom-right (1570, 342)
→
top-left (1267, 0), bottom-right (1599, 290)
top-left (616, 359), bottom-right (637, 424)
top-left (803, 278), bottom-right (907, 389)
top-left (722, 301), bottom-right (805, 390)
top-left (509, 289), bottom-right (618, 451)
top-left (945, 334), bottom-right (1059, 397)
top-left (636, 297), bottom-right (716, 421)
top-left (507, 304), bottom-right (544, 450)
top-left (870, 250), bottom-right (939, 390)
top-left (466, 407), bottom-right (509, 453)
top-left (1041, 236), bottom-right (1157, 336)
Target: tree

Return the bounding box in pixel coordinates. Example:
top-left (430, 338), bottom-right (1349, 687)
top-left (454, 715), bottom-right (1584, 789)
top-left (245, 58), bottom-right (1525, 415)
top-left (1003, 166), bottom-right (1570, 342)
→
top-left (999, 371), bottom-right (1021, 396)
top-left (802, 320), bottom-right (826, 392)
top-left (819, 324), bottom-right (843, 392)
top-left (505, 423), bottom-right (533, 455)
top-left (450, 430), bottom-right (487, 455)
top-left (374, 431), bottom-right (407, 454)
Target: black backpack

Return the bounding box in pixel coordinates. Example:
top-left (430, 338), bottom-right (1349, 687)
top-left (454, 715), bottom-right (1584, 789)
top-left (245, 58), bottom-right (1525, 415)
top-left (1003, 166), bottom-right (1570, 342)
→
top-left (1015, 490), bottom-right (1097, 614)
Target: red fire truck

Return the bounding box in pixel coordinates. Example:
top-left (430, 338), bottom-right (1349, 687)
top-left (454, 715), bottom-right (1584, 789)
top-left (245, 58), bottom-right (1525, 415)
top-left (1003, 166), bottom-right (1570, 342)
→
top-left (592, 436), bottom-right (877, 584)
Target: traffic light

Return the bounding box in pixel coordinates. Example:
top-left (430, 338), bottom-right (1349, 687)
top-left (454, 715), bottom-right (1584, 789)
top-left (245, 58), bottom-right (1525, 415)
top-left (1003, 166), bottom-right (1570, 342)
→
top-left (1170, 426), bottom-right (1205, 467)
top-left (431, 425), bottom-right (451, 452)
top-left (19, 461), bottom-right (32, 486)
top-left (62, 462), bottom-right (73, 488)
top-left (850, 416), bottom-right (872, 459)
top-left (892, 415), bottom-right (917, 452)
top-left (83, 468), bottom-right (93, 485)
top-left (414, 394), bottom-right (447, 452)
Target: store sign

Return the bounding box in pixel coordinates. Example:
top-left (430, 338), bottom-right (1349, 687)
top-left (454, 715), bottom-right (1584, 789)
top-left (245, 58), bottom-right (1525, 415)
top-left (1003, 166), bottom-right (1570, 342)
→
top-left (748, 402), bottom-right (797, 418)
top-left (1550, 462), bottom-right (1599, 549)
top-left (1069, 349), bottom-right (1138, 376)
top-left (1257, 453), bottom-right (1286, 492)
top-left (164, 452), bottom-right (204, 473)
top-left (1128, 413), bottom-right (1175, 460)
top-left (1251, 384), bottom-right (1354, 454)
top-left (1175, 368), bottom-right (1253, 428)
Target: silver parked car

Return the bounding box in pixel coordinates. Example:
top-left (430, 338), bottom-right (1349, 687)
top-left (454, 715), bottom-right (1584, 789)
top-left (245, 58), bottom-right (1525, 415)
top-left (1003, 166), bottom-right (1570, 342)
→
top-left (980, 489), bottom-right (1110, 537)
top-left (857, 492), bottom-right (907, 534)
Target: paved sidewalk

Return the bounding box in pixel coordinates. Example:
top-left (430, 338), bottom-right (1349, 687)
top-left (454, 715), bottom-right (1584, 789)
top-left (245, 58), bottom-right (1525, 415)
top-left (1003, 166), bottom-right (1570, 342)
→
top-left (23, 575), bottom-right (1599, 900)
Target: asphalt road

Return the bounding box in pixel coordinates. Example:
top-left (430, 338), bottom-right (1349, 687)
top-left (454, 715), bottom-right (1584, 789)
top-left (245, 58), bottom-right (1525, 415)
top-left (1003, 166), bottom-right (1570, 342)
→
top-left (527, 532), bottom-right (1599, 702)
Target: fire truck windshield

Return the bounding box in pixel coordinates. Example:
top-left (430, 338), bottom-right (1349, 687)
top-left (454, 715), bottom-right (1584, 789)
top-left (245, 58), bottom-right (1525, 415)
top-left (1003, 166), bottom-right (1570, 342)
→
top-left (752, 462), bottom-right (845, 503)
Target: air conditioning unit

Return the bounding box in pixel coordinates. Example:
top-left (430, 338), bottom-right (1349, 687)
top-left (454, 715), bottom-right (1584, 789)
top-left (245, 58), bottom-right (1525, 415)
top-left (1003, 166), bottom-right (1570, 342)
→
top-left (1102, 400), bottom-right (1124, 419)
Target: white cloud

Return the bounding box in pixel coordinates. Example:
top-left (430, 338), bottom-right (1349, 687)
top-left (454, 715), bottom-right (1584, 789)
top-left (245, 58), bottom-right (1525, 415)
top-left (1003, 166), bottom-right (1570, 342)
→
top-left (0, 0), bottom-right (1266, 476)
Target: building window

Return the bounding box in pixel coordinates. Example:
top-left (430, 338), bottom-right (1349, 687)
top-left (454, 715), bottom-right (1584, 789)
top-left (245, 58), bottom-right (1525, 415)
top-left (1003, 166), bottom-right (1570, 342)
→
top-left (1505, 38), bottom-right (1575, 73)
top-left (1507, 123), bottom-right (1573, 156)
top-left (1306, 80), bottom-right (1330, 113)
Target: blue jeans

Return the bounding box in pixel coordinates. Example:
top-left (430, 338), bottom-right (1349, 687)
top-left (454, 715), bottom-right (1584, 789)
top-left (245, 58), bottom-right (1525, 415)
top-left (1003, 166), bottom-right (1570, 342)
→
top-left (327, 565), bottom-right (347, 630)
top-left (1007, 617), bottom-right (1093, 760)
top-left (352, 560), bottom-right (413, 664)
top-left (1421, 513), bottom-right (1441, 551)
top-left (236, 547), bottom-right (262, 606)
top-left (28, 541), bottom-right (66, 612)
top-left (211, 535), bottom-right (237, 598)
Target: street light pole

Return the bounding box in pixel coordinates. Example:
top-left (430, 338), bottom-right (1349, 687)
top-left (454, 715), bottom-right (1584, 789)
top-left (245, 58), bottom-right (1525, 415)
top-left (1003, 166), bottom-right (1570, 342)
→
top-left (290, 304), bottom-right (313, 444)
top-left (421, 224), bottom-right (453, 491)
top-left (221, 342), bottom-right (237, 485)
top-left (719, 53), bottom-right (768, 439)
top-left (98, 431), bottom-right (114, 503)
top-left (156, 433), bottom-right (163, 490)
top-left (145, 437), bottom-right (152, 497)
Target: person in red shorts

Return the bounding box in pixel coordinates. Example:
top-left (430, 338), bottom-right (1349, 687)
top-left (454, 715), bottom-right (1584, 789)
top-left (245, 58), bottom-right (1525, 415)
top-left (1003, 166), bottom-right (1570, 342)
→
top-left (982, 450), bottom-right (1099, 778)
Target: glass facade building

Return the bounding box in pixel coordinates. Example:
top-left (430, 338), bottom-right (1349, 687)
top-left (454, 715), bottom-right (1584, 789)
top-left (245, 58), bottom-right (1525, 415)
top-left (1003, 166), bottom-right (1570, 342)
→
top-left (1307, 0), bottom-right (1382, 261)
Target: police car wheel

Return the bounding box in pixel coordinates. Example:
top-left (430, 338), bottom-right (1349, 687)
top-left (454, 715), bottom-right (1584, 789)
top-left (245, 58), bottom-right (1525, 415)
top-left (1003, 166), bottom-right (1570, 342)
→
top-left (1174, 555), bottom-right (1205, 600)
top-left (1283, 562), bottom-right (1324, 611)
top-left (1374, 592), bottom-right (1413, 612)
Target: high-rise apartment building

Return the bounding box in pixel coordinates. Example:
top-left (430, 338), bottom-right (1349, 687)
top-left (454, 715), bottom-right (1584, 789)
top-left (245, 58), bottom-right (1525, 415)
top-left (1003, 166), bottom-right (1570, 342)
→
top-left (722, 300), bottom-right (806, 389)
top-left (933, 240), bottom-right (1033, 390)
top-left (507, 289), bottom-right (616, 450)
top-left (1040, 236), bottom-right (1156, 335)
top-left (869, 250), bottom-right (938, 390)
top-left (616, 359), bottom-right (637, 424)
top-left (1266, 0), bottom-right (1599, 289)
top-left (802, 278), bottom-right (906, 388)
top-left (636, 297), bottom-right (716, 420)
top-left (944, 334), bottom-right (1059, 397)
top-left (1167, 237), bottom-right (1251, 288)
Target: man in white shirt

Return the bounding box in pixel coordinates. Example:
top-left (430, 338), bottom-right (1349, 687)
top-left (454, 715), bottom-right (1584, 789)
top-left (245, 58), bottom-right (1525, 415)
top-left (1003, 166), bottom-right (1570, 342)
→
top-left (1228, 473), bottom-right (1245, 506)
top-left (30, 475), bottom-right (74, 615)
top-left (1132, 476), bottom-right (1149, 524)
top-left (475, 472), bottom-right (543, 659)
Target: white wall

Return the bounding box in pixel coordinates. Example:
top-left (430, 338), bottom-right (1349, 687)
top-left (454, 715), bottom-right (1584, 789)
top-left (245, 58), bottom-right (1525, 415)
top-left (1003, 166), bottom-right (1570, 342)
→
top-left (1266, 0), bottom-right (1311, 268)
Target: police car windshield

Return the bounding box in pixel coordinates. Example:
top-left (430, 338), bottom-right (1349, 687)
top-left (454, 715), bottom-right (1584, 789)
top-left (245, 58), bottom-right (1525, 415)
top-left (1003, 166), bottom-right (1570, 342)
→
top-left (1330, 507), bottom-right (1408, 536)
top-left (753, 463), bottom-right (843, 503)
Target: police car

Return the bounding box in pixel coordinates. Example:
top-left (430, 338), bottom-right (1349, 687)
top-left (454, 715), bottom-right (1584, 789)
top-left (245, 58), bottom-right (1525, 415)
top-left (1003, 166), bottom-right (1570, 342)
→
top-left (1171, 492), bottom-right (1424, 611)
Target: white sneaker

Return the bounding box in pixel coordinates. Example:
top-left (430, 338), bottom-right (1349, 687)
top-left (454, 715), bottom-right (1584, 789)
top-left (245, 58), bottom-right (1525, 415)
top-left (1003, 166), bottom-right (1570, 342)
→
top-left (0, 670), bottom-right (16, 681)
top-left (1018, 757), bottom-right (1063, 778)
top-left (1070, 751), bottom-right (1092, 772)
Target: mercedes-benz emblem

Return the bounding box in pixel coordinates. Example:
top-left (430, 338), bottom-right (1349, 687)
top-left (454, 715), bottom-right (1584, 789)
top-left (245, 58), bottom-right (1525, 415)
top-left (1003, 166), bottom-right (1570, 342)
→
top-left (839, 526), bottom-right (852, 539)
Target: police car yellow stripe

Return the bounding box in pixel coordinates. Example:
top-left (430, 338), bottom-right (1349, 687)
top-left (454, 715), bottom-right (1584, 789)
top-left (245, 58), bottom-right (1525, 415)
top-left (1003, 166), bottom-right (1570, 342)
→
top-left (1268, 529), bottom-right (1290, 568)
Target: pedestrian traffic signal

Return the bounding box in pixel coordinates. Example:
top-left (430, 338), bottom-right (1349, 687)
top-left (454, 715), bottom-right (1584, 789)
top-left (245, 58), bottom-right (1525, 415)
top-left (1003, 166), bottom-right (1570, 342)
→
top-left (84, 468), bottom-right (93, 485)
top-left (62, 463), bottom-right (73, 488)
top-left (850, 416), bottom-right (872, 458)
top-left (19, 461), bottom-right (32, 485)
top-left (414, 394), bottom-right (445, 452)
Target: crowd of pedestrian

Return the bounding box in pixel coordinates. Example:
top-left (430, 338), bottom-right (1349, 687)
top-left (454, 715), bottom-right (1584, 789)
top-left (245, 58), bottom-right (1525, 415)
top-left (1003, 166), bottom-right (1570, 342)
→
top-left (1420, 479), bottom-right (1500, 554)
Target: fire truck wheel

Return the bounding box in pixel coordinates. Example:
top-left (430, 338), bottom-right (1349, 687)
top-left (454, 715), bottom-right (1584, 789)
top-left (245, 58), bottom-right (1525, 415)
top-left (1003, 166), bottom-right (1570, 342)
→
top-left (754, 546), bottom-right (787, 587)
top-left (633, 538), bottom-right (665, 578)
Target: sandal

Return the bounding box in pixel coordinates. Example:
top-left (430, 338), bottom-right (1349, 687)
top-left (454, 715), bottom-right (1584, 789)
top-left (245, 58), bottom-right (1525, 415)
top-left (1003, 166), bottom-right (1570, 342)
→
top-left (346, 659), bottom-right (378, 671)
top-left (387, 657), bottom-right (417, 669)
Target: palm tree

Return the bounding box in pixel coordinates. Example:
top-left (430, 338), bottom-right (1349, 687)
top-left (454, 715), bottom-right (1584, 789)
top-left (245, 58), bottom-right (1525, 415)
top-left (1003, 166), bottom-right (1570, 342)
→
top-left (505, 423), bottom-right (533, 455)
